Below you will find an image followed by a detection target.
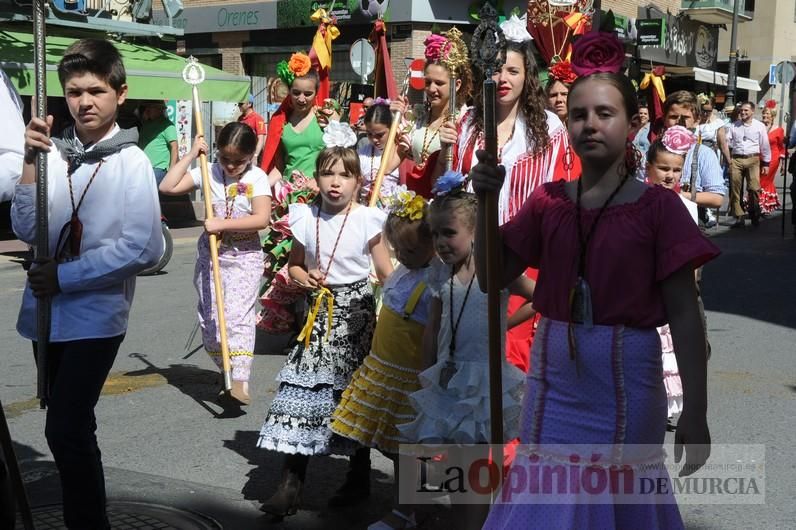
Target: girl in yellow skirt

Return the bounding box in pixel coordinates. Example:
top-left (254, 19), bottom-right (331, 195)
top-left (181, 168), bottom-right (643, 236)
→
top-left (331, 187), bottom-right (437, 530)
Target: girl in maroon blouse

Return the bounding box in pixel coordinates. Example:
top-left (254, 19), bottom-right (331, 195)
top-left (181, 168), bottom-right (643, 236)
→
top-left (472, 63), bottom-right (719, 527)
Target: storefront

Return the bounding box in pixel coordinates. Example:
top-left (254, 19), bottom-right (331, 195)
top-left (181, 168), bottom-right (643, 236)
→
top-left (635, 5), bottom-right (760, 105)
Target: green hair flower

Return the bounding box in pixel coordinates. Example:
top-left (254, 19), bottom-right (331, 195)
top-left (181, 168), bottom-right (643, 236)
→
top-left (276, 60), bottom-right (295, 86)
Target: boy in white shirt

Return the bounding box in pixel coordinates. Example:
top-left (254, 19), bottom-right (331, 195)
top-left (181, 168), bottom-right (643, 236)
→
top-left (12, 38), bottom-right (162, 529)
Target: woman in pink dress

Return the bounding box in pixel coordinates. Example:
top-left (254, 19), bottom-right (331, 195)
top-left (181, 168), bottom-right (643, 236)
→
top-left (760, 105), bottom-right (783, 215)
top-left (472, 33), bottom-right (719, 529)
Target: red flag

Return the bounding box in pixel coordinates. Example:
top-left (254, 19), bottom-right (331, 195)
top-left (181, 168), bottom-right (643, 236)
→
top-left (370, 20), bottom-right (398, 99)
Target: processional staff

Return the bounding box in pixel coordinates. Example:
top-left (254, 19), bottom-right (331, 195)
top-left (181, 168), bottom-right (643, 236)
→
top-left (33, 0), bottom-right (50, 409)
top-left (440, 27), bottom-right (468, 171)
top-left (183, 58), bottom-right (234, 394)
top-left (471, 3), bottom-right (507, 451)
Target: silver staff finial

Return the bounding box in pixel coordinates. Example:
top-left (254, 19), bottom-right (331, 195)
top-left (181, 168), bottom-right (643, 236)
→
top-left (182, 56), bottom-right (206, 86)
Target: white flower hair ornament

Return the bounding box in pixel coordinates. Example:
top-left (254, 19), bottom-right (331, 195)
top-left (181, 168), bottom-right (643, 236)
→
top-left (499, 14), bottom-right (532, 44)
top-left (322, 120), bottom-right (358, 148)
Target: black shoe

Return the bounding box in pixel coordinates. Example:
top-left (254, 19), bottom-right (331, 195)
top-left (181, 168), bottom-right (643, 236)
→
top-left (328, 449), bottom-right (371, 508)
top-left (730, 219), bottom-right (745, 229)
top-left (704, 219), bottom-right (717, 229)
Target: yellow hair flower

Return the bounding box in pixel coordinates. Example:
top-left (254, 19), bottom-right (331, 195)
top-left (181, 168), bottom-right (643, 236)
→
top-left (387, 186), bottom-right (427, 220)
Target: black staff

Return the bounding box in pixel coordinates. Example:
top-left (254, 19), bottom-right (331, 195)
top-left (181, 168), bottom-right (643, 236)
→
top-left (471, 3), bottom-right (506, 452)
top-left (33, 0), bottom-right (50, 408)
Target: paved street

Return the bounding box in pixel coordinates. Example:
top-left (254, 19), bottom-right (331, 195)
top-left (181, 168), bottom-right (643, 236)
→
top-left (1, 207), bottom-right (795, 529)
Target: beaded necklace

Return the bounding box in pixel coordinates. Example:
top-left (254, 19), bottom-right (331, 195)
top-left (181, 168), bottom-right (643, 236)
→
top-left (315, 201), bottom-right (353, 283)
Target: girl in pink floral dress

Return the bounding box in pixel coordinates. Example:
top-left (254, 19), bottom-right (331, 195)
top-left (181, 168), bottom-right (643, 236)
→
top-left (160, 122), bottom-right (271, 405)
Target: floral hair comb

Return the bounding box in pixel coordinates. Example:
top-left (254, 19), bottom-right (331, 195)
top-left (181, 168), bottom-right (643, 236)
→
top-left (549, 60), bottom-right (578, 85)
top-left (570, 31), bottom-right (625, 77)
top-left (424, 34), bottom-right (451, 63)
top-left (322, 121), bottom-right (357, 148)
top-left (432, 170), bottom-right (467, 197)
top-left (276, 52), bottom-right (312, 86)
top-left (661, 126), bottom-right (696, 156)
top-left (385, 186), bottom-right (427, 221)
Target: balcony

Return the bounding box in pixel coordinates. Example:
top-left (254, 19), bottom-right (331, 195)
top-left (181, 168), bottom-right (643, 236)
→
top-left (680, 0), bottom-right (754, 24)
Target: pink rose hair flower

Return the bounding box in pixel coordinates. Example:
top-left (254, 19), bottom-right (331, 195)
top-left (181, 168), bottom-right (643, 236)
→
top-left (661, 126), bottom-right (696, 156)
top-left (570, 32), bottom-right (626, 77)
top-left (424, 34), bottom-right (450, 63)
top-left (549, 61), bottom-right (578, 85)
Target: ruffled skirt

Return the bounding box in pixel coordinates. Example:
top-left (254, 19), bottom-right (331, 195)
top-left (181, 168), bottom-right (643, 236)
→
top-left (397, 356), bottom-right (525, 445)
top-left (484, 318), bottom-right (684, 530)
top-left (257, 280), bottom-right (375, 455)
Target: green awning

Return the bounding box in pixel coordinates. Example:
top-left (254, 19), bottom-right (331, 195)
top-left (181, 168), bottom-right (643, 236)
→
top-left (0, 29), bottom-right (250, 102)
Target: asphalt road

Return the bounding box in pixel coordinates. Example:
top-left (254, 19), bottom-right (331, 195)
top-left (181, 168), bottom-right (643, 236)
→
top-left (1, 208), bottom-right (794, 529)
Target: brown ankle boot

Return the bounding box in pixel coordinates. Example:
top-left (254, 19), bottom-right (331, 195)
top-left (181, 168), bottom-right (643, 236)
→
top-left (261, 469), bottom-right (303, 517)
top-left (261, 454), bottom-right (307, 517)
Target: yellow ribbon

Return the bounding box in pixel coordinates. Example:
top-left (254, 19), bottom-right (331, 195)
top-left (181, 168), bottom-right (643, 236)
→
top-left (640, 71), bottom-right (666, 104)
top-left (297, 286), bottom-right (334, 349)
top-left (310, 8), bottom-right (340, 70)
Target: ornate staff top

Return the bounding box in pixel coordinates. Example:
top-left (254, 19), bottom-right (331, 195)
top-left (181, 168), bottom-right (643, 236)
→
top-left (440, 26), bottom-right (469, 79)
top-left (471, 3), bottom-right (506, 78)
top-left (182, 56), bottom-right (206, 86)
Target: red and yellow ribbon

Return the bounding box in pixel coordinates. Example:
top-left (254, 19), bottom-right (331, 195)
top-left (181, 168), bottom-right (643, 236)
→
top-left (640, 67), bottom-right (667, 104)
top-left (310, 8), bottom-right (340, 71)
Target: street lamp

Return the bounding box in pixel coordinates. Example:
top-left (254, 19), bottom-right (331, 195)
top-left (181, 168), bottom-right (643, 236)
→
top-left (725, 0), bottom-right (741, 108)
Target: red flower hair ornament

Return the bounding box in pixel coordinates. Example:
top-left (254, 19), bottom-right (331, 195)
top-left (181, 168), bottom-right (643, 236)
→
top-left (549, 61), bottom-right (578, 85)
top-left (570, 32), bottom-right (626, 77)
top-left (765, 99), bottom-right (777, 110)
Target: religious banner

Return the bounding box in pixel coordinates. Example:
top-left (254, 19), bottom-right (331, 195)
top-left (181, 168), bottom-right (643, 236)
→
top-left (167, 99), bottom-right (193, 159)
top-left (526, 0), bottom-right (595, 65)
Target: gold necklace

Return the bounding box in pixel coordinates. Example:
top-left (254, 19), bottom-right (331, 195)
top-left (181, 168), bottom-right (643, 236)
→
top-left (418, 117), bottom-right (442, 167)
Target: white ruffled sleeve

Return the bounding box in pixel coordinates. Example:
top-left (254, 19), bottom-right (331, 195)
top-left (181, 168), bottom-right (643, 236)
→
top-left (288, 203), bottom-right (311, 247)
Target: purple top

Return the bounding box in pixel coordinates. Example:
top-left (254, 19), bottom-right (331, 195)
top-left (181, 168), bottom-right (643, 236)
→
top-left (500, 180), bottom-right (720, 328)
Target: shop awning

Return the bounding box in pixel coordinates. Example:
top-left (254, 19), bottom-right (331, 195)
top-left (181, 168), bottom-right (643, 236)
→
top-left (0, 29), bottom-right (250, 102)
top-left (693, 67), bottom-right (761, 92)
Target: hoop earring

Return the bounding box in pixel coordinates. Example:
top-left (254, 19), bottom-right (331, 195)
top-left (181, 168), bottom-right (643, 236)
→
top-left (563, 145), bottom-right (574, 171)
top-left (623, 140), bottom-right (638, 177)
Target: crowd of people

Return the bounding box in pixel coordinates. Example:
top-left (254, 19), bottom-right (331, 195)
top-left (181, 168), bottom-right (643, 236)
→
top-left (1, 12), bottom-right (793, 530)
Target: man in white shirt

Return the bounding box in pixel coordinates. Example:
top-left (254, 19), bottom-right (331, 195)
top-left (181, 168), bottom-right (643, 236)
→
top-left (0, 68), bottom-right (25, 202)
top-left (725, 101), bottom-right (771, 227)
top-left (13, 38), bottom-right (162, 529)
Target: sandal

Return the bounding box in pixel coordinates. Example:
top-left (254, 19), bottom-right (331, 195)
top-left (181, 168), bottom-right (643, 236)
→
top-left (367, 509), bottom-right (417, 530)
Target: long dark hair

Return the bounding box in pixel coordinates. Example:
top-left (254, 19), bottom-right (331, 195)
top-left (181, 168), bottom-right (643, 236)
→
top-left (470, 40), bottom-right (549, 154)
top-left (217, 122), bottom-right (257, 155)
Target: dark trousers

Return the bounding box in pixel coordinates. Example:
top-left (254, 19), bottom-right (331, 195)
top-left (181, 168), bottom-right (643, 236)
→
top-left (33, 335), bottom-right (124, 530)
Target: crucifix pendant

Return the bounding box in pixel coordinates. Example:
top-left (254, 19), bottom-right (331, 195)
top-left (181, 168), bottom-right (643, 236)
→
top-left (569, 276), bottom-right (593, 328)
top-left (69, 213), bottom-right (83, 257)
top-left (439, 359), bottom-right (457, 390)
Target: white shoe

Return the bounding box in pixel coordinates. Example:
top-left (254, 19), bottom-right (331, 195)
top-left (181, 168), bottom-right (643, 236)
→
top-left (367, 509), bottom-right (417, 530)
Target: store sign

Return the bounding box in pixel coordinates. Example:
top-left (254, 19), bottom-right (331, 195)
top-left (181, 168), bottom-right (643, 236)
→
top-left (636, 7), bottom-right (717, 70)
top-left (276, 0), bottom-right (390, 28)
top-left (637, 19), bottom-right (665, 47)
top-left (152, 3), bottom-right (277, 33)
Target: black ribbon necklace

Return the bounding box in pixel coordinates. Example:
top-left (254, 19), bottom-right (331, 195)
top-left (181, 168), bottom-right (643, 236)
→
top-left (568, 172), bottom-right (631, 366)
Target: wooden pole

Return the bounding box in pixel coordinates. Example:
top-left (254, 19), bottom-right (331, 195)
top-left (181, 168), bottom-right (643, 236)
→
top-left (184, 59), bottom-right (232, 392)
top-left (369, 71), bottom-right (411, 207)
top-left (33, 0), bottom-right (50, 409)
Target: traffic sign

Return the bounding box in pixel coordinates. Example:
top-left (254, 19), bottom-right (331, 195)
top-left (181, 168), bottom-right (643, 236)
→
top-left (350, 39), bottom-right (376, 82)
top-left (769, 64), bottom-right (777, 86)
top-left (408, 58), bottom-right (426, 91)
top-left (776, 61), bottom-right (796, 85)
